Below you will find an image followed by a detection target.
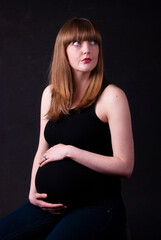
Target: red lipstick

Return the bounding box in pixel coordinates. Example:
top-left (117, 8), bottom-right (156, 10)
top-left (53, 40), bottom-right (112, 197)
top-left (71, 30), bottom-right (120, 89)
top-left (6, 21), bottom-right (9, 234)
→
top-left (82, 58), bottom-right (91, 63)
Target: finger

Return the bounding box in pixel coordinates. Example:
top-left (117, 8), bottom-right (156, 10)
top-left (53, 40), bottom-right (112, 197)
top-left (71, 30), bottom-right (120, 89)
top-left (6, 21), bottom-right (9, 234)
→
top-left (41, 207), bottom-right (64, 212)
top-left (39, 160), bottom-right (50, 167)
top-left (41, 205), bottom-right (67, 211)
top-left (35, 193), bottom-right (47, 199)
top-left (42, 207), bottom-right (67, 214)
top-left (41, 205), bottom-right (67, 213)
top-left (39, 155), bottom-right (48, 165)
top-left (49, 206), bottom-right (67, 214)
top-left (39, 202), bottom-right (65, 209)
top-left (39, 159), bottom-right (45, 165)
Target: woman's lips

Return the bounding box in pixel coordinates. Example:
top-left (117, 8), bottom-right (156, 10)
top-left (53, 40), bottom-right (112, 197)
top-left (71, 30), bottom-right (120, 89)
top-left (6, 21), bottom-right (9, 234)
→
top-left (81, 58), bottom-right (91, 63)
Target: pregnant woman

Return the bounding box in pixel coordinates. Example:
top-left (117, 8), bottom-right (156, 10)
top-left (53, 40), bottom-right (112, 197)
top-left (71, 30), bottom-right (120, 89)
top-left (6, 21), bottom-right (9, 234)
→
top-left (0, 18), bottom-right (134, 240)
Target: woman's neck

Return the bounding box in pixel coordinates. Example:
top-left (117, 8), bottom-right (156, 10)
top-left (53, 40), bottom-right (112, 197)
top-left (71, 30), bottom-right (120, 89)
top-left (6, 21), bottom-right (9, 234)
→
top-left (71, 71), bottom-right (90, 109)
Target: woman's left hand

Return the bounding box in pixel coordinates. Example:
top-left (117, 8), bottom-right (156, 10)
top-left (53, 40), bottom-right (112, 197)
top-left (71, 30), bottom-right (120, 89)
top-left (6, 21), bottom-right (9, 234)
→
top-left (39, 144), bottom-right (69, 167)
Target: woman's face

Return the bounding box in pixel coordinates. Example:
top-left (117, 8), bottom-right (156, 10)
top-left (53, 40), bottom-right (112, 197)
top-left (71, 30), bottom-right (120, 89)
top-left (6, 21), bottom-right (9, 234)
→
top-left (66, 40), bottom-right (99, 75)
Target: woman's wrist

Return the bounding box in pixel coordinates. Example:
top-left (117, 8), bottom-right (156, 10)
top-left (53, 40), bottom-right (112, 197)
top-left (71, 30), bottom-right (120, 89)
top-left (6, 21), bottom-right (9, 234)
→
top-left (66, 145), bottom-right (75, 159)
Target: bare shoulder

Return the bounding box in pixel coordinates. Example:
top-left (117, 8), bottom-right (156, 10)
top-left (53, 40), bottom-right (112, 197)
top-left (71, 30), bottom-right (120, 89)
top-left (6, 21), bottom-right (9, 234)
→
top-left (42, 85), bottom-right (52, 99)
top-left (96, 84), bottom-right (130, 122)
top-left (96, 84), bottom-right (129, 123)
top-left (102, 84), bottom-right (127, 104)
top-left (40, 85), bottom-right (52, 117)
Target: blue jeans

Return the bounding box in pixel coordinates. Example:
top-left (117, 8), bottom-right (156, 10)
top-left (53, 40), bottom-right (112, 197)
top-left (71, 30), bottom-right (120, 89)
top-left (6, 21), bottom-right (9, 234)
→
top-left (0, 196), bottom-right (126, 240)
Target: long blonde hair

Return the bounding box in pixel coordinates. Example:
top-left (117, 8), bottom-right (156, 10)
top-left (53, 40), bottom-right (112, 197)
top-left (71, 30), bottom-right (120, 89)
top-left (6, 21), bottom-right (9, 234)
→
top-left (48, 17), bottom-right (104, 121)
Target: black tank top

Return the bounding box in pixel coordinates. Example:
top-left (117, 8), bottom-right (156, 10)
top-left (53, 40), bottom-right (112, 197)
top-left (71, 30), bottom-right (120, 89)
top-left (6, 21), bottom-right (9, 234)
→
top-left (35, 81), bottom-right (121, 207)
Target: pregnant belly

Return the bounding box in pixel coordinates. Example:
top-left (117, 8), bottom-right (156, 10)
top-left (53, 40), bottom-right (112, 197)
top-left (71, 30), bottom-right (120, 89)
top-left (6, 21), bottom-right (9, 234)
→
top-left (35, 159), bottom-right (100, 206)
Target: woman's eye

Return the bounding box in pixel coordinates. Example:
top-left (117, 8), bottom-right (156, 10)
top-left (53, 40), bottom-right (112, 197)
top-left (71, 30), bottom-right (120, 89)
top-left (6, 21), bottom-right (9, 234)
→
top-left (91, 40), bottom-right (97, 45)
top-left (73, 41), bottom-right (81, 46)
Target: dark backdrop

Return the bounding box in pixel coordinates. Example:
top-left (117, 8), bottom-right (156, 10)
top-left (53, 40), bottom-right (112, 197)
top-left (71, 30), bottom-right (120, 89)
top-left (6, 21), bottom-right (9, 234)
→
top-left (0, 1), bottom-right (161, 239)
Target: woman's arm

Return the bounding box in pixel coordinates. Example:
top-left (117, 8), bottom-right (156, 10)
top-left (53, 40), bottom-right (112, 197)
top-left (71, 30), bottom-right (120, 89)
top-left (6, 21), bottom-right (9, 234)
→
top-left (68, 85), bottom-right (134, 178)
top-left (29, 86), bottom-right (50, 202)
top-left (29, 86), bottom-right (67, 214)
top-left (40, 84), bottom-right (134, 178)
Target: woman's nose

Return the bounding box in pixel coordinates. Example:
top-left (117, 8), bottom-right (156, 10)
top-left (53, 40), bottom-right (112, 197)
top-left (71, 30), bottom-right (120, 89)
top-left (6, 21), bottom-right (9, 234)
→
top-left (82, 42), bottom-right (90, 54)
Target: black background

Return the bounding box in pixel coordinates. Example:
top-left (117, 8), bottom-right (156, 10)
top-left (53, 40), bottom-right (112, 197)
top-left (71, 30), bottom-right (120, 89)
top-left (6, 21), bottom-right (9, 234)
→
top-left (0, 1), bottom-right (161, 239)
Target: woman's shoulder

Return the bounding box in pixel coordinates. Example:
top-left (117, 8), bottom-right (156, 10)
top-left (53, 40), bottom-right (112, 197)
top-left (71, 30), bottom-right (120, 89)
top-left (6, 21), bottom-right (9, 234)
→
top-left (101, 83), bottom-right (127, 104)
top-left (40, 85), bottom-right (52, 114)
top-left (41, 85), bottom-right (52, 102)
top-left (95, 83), bottom-right (128, 123)
top-left (43, 85), bottom-right (52, 96)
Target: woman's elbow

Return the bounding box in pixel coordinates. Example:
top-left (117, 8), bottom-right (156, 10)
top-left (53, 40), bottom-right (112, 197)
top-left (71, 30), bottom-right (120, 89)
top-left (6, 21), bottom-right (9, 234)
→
top-left (124, 168), bottom-right (133, 179)
top-left (123, 158), bottom-right (134, 178)
top-left (117, 153), bottom-right (134, 178)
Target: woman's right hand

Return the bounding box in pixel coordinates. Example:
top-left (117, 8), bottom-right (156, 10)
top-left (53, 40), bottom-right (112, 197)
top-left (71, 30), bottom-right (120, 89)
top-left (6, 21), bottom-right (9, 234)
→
top-left (29, 191), bottom-right (67, 214)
